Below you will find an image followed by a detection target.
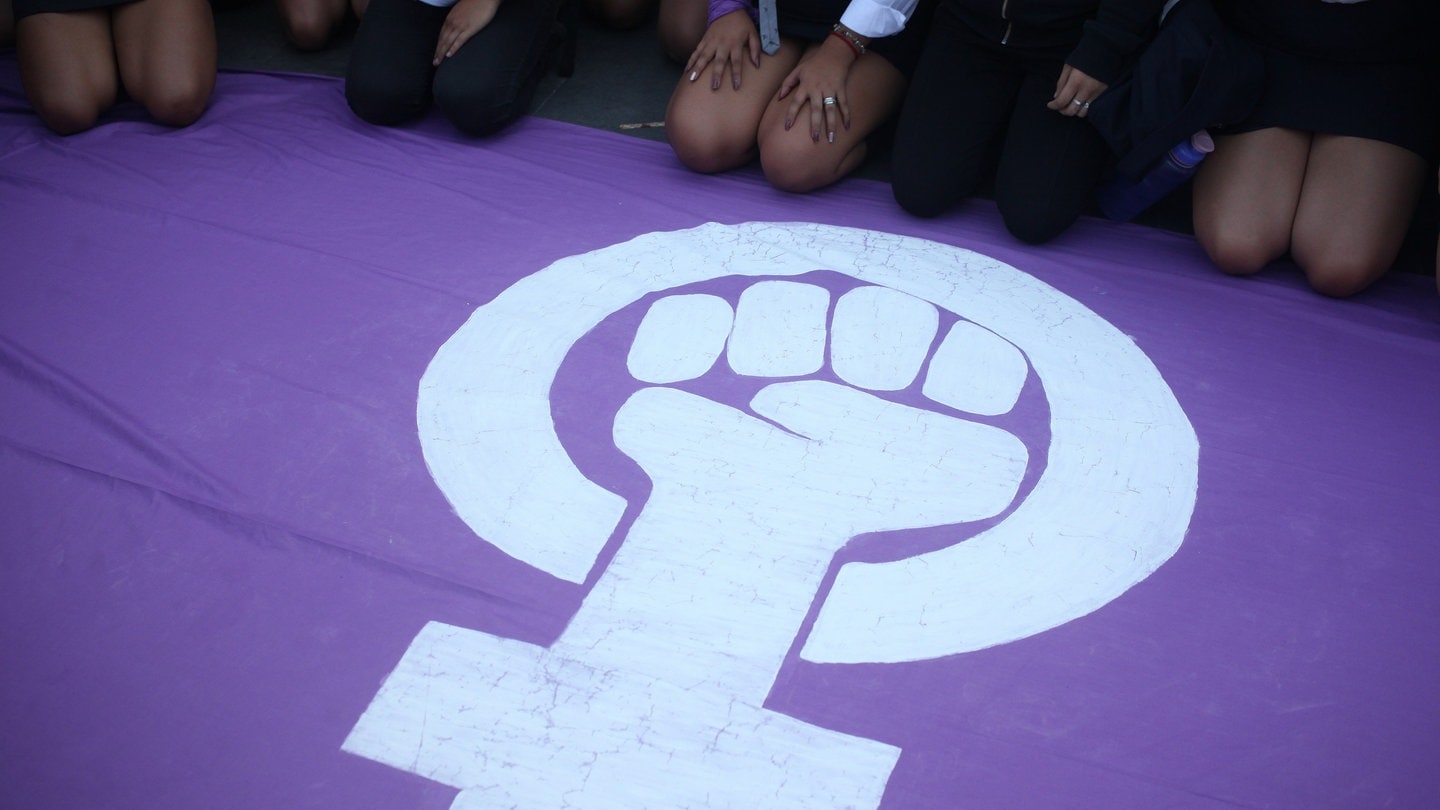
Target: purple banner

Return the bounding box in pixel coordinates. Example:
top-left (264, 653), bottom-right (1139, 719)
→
top-left (2, 57), bottom-right (1438, 809)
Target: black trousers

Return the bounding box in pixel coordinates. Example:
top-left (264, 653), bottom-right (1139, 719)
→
top-left (345, 0), bottom-right (564, 137)
top-left (891, 4), bottom-right (1113, 244)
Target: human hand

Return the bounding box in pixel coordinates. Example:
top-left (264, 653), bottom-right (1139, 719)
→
top-left (777, 37), bottom-right (855, 143)
top-left (1046, 64), bottom-right (1108, 118)
top-left (434, 0), bottom-right (501, 66)
top-left (684, 10), bottom-right (761, 91)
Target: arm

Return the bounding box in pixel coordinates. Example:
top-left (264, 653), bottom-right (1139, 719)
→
top-left (687, 3), bottom-right (762, 90)
top-left (434, 0), bottom-right (501, 66)
top-left (837, 0), bottom-right (919, 39)
top-left (1067, 0), bottom-right (1165, 85)
top-left (777, 0), bottom-right (917, 143)
top-left (1047, 0), bottom-right (1164, 117)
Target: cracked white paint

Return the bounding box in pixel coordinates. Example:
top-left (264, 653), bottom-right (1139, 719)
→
top-left (347, 222), bottom-right (1199, 808)
top-left (921, 320), bottom-right (1030, 417)
top-left (628, 294), bottom-right (733, 385)
top-left (727, 280), bottom-right (829, 377)
top-left (830, 286), bottom-right (938, 391)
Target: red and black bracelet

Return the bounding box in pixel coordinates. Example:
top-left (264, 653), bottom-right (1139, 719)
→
top-left (829, 23), bottom-right (867, 58)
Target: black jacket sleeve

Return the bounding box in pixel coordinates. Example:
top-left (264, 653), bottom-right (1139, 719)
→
top-left (1066, 0), bottom-right (1165, 83)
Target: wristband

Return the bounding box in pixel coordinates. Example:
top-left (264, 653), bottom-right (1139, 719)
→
top-left (829, 23), bottom-right (867, 56)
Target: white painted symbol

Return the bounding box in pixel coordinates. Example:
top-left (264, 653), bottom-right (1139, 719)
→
top-left (343, 222), bottom-right (1199, 808)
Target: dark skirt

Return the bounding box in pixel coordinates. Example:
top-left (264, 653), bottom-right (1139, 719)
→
top-left (1215, 0), bottom-right (1440, 160)
top-left (14, 0), bottom-right (138, 18)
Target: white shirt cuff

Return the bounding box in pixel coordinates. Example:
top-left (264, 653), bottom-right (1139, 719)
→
top-left (838, 0), bottom-right (916, 39)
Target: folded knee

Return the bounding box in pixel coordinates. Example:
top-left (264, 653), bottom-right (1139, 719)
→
top-left (998, 204), bottom-right (1074, 245)
top-left (282, 12), bottom-right (339, 51)
top-left (671, 140), bottom-right (741, 175)
top-left (890, 155), bottom-right (969, 219)
top-left (892, 177), bottom-right (951, 219)
top-left (34, 97), bottom-right (106, 135)
top-left (658, 26), bottom-right (701, 65)
top-left (667, 118), bottom-right (752, 175)
top-left (28, 75), bottom-right (115, 135)
top-left (758, 134), bottom-right (859, 194)
top-left (346, 77), bottom-right (424, 126)
top-left (1294, 246), bottom-right (1390, 298)
top-left (993, 193), bottom-right (1080, 245)
top-left (143, 79), bottom-right (212, 128)
top-left (760, 153), bottom-right (830, 195)
top-left (1199, 230), bottom-right (1282, 277)
top-left (434, 79), bottom-right (523, 137)
top-left (441, 99), bottom-right (514, 137)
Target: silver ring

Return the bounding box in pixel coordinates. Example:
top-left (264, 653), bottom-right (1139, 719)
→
top-left (1081, 101), bottom-right (1091, 110)
top-left (823, 97), bottom-right (837, 106)
top-left (1072, 99), bottom-right (1085, 107)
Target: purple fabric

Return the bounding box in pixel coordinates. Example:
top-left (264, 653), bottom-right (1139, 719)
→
top-left (709, 0), bottom-right (757, 26)
top-left (3, 56), bottom-right (1440, 809)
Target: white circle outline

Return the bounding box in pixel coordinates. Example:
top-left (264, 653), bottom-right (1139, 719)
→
top-left (418, 222), bottom-right (1199, 664)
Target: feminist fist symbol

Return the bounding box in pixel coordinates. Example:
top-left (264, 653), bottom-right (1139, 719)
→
top-left (344, 223), bottom-right (1198, 809)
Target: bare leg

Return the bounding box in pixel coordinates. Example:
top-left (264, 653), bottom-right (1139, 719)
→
top-left (1192, 127), bottom-right (1311, 277)
top-left (1289, 134), bottom-right (1425, 297)
top-left (275, 0), bottom-right (349, 50)
top-left (112, 0), bottom-right (215, 127)
top-left (656, 0), bottom-right (704, 64)
top-left (755, 45), bottom-right (905, 193)
top-left (665, 39), bottom-right (801, 175)
top-left (15, 9), bottom-right (118, 134)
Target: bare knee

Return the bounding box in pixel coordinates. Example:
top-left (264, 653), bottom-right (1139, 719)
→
top-left (1196, 225), bottom-right (1285, 277)
top-left (758, 133), bottom-right (858, 194)
top-left (657, 0), bottom-right (705, 63)
top-left (658, 24), bottom-right (700, 64)
top-left (282, 15), bottom-right (336, 51)
top-left (1293, 242), bottom-right (1391, 298)
top-left (279, 2), bottom-right (341, 50)
top-left (670, 132), bottom-right (752, 175)
top-left (17, 37), bottom-right (118, 133)
top-left (1303, 264), bottom-right (1383, 298)
top-left (35, 94), bottom-right (108, 134)
top-left (666, 110), bottom-right (754, 175)
top-left (36, 105), bottom-right (103, 135)
top-left (30, 78), bottom-right (115, 134)
top-left (759, 148), bottom-right (830, 194)
top-left (141, 75), bottom-right (213, 127)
